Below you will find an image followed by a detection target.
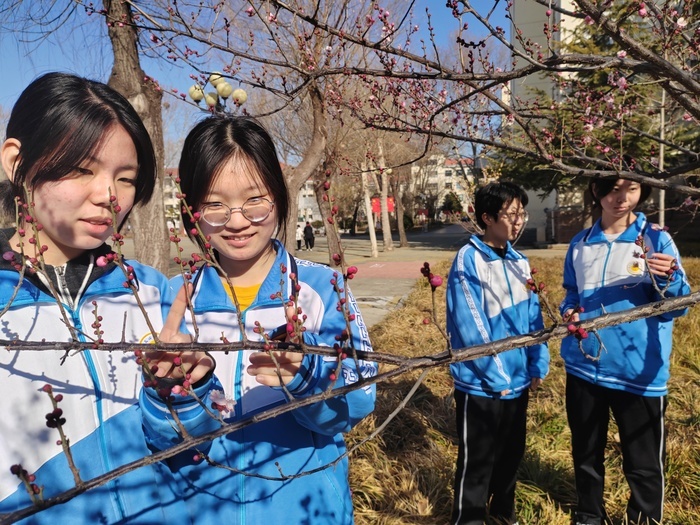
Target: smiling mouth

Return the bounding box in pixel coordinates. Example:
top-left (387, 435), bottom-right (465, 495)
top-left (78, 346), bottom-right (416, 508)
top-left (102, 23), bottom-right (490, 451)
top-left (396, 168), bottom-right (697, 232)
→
top-left (223, 234), bottom-right (252, 241)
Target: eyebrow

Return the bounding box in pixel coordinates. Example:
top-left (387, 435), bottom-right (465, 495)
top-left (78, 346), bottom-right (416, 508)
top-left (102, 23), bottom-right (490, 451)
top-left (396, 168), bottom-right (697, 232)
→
top-left (82, 154), bottom-right (139, 171)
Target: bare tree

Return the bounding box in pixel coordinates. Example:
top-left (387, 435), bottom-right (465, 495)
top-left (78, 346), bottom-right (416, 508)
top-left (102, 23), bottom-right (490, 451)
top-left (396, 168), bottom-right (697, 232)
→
top-left (104, 0), bottom-right (170, 273)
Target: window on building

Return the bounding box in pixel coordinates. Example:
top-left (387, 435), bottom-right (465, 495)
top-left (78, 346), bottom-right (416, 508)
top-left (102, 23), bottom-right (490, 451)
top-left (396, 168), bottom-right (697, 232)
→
top-left (444, 169), bottom-right (453, 177)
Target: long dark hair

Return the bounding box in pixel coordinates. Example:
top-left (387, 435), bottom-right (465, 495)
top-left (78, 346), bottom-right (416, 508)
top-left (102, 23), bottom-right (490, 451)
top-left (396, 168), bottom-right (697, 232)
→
top-left (1, 72), bottom-right (156, 216)
top-left (177, 115), bottom-right (289, 249)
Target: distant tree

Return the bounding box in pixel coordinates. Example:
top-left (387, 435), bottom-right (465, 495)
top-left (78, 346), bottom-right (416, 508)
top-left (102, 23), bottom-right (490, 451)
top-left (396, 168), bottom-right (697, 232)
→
top-left (441, 191), bottom-right (464, 215)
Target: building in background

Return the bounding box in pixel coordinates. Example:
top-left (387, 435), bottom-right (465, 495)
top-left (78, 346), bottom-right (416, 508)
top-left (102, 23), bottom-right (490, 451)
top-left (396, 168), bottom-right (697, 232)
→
top-left (297, 179), bottom-right (321, 226)
top-left (409, 154), bottom-right (476, 222)
top-left (508, 0), bottom-right (581, 244)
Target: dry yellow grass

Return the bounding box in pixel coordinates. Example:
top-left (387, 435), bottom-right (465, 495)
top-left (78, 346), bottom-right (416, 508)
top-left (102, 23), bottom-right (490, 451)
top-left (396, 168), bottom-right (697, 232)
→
top-left (348, 255), bottom-right (700, 524)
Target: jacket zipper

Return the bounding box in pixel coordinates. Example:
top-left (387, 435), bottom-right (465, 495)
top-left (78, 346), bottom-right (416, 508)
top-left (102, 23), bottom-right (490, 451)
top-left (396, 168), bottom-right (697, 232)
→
top-left (56, 265), bottom-right (127, 520)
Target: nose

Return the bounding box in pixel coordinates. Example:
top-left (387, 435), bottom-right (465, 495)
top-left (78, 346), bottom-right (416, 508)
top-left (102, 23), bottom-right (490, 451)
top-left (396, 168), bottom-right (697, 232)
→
top-left (224, 207), bottom-right (250, 228)
top-left (89, 173), bottom-right (117, 207)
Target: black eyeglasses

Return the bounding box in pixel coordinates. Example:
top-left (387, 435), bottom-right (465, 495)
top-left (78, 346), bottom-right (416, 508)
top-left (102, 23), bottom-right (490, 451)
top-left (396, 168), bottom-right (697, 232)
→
top-left (199, 197), bottom-right (274, 226)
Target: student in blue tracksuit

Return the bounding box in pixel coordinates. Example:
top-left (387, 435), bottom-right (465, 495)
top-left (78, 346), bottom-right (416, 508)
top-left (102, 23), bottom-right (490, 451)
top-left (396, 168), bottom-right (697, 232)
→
top-left (140, 115), bottom-right (376, 524)
top-left (447, 181), bottom-right (549, 525)
top-left (0, 73), bottom-right (186, 523)
top-left (561, 178), bottom-right (690, 525)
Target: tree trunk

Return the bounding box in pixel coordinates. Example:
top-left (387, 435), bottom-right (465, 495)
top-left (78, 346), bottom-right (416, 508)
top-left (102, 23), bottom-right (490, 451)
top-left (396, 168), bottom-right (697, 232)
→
top-left (377, 145), bottom-right (394, 251)
top-left (350, 204), bottom-right (358, 236)
top-left (285, 85), bottom-right (327, 252)
top-left (379, 172), bottom-right (394, 251)
top-left (361, 163), bottom-right (379, 258)
top-left (103, 0), bottom-right (168, 274)
top-left (391, 176), bottom-right (409, 247)
top-left (315, 162), bottom-right (343, 265)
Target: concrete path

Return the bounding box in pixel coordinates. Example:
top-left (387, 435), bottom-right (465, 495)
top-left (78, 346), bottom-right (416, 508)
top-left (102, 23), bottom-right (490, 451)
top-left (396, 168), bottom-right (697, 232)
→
top-left (122, 224), bottom-right (568, 328)
top-left (296, 224), bottom-right (567, 327)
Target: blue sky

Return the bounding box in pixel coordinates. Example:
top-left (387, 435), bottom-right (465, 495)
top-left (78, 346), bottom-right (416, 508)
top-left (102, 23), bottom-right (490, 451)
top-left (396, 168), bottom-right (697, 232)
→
top-left (0, 1), bottom-right (508, 114)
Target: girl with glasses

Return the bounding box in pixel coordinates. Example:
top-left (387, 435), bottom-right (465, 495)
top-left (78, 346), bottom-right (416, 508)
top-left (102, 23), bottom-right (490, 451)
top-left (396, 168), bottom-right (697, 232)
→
top-left (446, 181), bottom-right (548, 525)
top-left (140, 115), bottom-right (376, 524)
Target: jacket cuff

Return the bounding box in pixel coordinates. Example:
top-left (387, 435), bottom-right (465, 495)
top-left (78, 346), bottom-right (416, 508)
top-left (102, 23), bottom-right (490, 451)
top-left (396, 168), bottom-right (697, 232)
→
top-left (280, 353), bottom-right (319, 395)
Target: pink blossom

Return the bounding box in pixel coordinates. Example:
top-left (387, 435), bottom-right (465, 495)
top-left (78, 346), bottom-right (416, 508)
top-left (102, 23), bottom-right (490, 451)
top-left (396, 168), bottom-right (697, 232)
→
top-left (584, 15), bottom-right (594, 25)
top-left (96, 256), bottom-right (109, 267)
top-left (677, 17), bottom-right (688, 28)
top-left (2, 252), bottom-right (15, 262)
top-left (683, 113), bottom-right (693, 121)
top-left (210, 390), bottom-right (236, 416)
top-left (616, 77), bottom-right (628, 90)
top-left (617, 50), bottom-right (627, 58)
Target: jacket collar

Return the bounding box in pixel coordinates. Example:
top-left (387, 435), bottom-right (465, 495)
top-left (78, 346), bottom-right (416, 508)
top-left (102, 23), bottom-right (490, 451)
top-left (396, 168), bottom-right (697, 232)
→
top-left (0, 227), bottom-right (124, 306)
top-left (584, 212), bottom-right (647, 244)
top-left (469, 234), bottom-right (524, 261)
top-left (191, 239), bottom-right (293, 311)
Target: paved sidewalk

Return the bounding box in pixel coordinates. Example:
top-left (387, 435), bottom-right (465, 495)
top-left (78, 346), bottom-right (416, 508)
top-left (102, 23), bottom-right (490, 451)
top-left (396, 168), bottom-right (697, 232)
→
top-left (300, 235), bottom-right (458, 328)
top-left (123, 224), bottom-right (567, 328)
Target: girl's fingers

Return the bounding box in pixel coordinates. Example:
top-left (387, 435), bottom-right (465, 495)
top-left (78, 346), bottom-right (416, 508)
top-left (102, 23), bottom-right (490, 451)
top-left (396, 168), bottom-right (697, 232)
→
top-left (160, 284), bottom-right (192, 343)
top-left (249, 351), bottom-right (302, 366)
top-left (247, 351), bottom-right (303, 383)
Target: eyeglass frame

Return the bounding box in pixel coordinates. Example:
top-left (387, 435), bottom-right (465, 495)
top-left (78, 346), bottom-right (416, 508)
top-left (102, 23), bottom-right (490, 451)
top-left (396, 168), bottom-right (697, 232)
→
top-left (500, 210), bottom-right (529, 223)
top-left (199, 197), bottom-right (275, 226)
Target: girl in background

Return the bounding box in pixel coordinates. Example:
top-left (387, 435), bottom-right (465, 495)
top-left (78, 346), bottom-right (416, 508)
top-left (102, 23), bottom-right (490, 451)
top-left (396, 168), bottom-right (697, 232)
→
top-left (141, 115), bottom-right (376, 524)
top-left (561, 177), bottom-right (690, 525)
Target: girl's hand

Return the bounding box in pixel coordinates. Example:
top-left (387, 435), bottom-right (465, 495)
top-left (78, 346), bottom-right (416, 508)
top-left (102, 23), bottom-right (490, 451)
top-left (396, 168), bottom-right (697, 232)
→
top-left (247, 351), bottom-right (303, 386)
top-left (645, 252), bottom-right (676, 277)
top-left (148, 284), bottom-right (214, 386)
top-left (247, 305), bottom-right (303, 386)
top-left (563, 308), bottom-right (579, 323)
top-left (530, 378), bottom-right (543, 391)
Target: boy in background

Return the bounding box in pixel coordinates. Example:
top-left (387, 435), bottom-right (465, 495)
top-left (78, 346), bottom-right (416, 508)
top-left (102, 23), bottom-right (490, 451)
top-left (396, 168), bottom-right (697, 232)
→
top-left (446, 181), bottom-right (549, 525)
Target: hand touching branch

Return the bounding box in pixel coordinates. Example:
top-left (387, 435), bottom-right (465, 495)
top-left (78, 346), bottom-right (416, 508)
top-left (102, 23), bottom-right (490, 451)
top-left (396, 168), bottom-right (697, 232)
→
top-left (148, 284), bottom-right (214, 386)
top-left (645, 252), bottom-right (677, 278)
top-left (247, 306), bottom-right (303, 387)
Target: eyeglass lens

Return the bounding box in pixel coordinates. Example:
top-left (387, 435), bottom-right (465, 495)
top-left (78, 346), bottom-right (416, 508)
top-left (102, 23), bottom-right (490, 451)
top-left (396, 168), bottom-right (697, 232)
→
top-left (201, 198), bottom-right (273, 225)
top-left (506, 211), bottom-right (528, 222)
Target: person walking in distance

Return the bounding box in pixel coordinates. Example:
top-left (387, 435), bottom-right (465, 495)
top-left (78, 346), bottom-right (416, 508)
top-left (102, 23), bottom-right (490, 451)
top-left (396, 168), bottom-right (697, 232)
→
top-left (295, 223), bottom-right (303, 251)
top-left (304, 221), bottom-right (315, 251)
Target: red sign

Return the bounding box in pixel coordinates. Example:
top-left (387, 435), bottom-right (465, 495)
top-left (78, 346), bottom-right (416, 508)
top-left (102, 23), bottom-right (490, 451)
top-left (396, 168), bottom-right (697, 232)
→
top-left (371, 196), bottom-right (395, 213)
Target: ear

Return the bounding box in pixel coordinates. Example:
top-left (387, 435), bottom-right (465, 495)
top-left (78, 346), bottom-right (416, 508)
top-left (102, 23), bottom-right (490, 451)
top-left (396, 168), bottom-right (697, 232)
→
top-left (1, 138), bottom-right (21, 183)
top-left (481, 212), bottom-right (492, 225)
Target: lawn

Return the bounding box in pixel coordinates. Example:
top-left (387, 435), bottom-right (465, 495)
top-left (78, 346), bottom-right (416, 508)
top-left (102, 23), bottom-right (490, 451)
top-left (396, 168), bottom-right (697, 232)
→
top-left (349, 255), bottom-right (700, 524)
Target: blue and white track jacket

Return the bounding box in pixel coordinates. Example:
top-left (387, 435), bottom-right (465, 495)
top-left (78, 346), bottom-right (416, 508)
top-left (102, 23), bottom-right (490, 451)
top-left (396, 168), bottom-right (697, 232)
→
top-left (0, 232), bottom-right (181, 524)
top-left (560, 213), bottom-right (690, 396)
top-left (446, 236), bottom-right (549, 399)
top-left (141, 241), bottom-right (376, 524)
